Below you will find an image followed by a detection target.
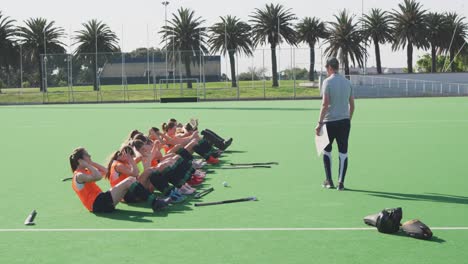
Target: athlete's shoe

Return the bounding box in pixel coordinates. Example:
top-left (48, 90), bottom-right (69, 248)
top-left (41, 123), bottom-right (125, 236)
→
top-left (193, 169), bottom-right (206, 178)
top-left (337, 182), bottom-right (345, 191)
top-left (187, 175), bottom-right (204, 186)
top-left (192, 159), bottom-right (207, 169)
top-left (206, 156), bottom-right (219, 164)
top-left (152, 197), bottom-right (170, 212)
top-left (322, 179), bottom-right (335, 189)
top-left (211, 150), bottom-right (223, 158)
top-left (179, 184), bottom-right (196, 195)
top-left (168, 189), bottom-right (187, 203)
top-left (221, 138), bottom-right (233, 150)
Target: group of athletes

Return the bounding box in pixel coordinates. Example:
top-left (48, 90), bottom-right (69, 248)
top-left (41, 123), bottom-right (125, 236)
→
top-left (69, 56), bottom-right (354, 215)
top-left (69, 118), bottom-right (233, 213)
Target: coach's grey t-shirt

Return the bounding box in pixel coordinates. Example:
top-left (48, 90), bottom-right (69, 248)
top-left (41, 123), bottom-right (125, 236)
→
top-left (322, 73), bottom-right (353, 122)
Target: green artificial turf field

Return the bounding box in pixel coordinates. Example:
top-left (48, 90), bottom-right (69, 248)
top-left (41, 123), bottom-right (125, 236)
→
top-left (0, 97), bottom-right (467, 264)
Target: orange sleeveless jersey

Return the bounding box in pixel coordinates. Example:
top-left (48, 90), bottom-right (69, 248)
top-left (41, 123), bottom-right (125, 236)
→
top-left (72, 169), bottom-right (103, 212)
top-left (109, 160), bottom-right (130, 187)
top-left (151, 158), bottom-right (159, 167)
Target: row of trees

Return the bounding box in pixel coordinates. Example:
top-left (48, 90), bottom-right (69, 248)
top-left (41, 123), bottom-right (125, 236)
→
top-left (1, 0), bottom-right (467, 91)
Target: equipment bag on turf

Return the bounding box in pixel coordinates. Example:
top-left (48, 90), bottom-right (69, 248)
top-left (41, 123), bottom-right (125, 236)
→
top-left (401, 219), bottom-right (433, 240)
top-left (364, 207), bottom-right (402, 234)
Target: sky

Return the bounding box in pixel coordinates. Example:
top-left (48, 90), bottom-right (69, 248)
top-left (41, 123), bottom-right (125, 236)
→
top-left (2, 0), bottom-right (467, 71)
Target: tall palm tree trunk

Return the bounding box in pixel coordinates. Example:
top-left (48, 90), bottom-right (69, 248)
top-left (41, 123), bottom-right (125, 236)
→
top-left (431, 44), bottom-right (437, 73)
top-left (343, 55), bottom-right (350, 76)
top-left (309, 44), bottom-right (315, 81)
top-left (184, 56), bottom-right (193, 89)
top-left (228, 51), bottom-right (237, 88)
top-left (271, 44), bottom-right (279, 87)
top-left (407, 41), bottom-right (413, 73)
top-left (374, 38), bottom-right (382, 74)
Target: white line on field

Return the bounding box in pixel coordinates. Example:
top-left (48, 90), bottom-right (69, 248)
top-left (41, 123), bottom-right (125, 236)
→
top-left (1, 227), bottom-right (468, 232)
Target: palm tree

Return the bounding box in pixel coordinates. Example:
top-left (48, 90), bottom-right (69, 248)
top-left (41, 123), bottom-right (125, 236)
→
top-left (74, 19), bottom-right (119, 91)
top-left (324, 10), bottom-right (366, 76)
top-left (295, 17), bottom-right (328, 81)
top-left (250, 3), bottom-right (297, 87)
top-left (209, 15), bottom-right (253, 88)
top-left (362, 9), bottom-right (393, 74)
top-left (424, 12), bottom-right (448, 72)
top-left (0, 11), bottom-right (18, 88)
top-left (17, 18), bottom-right (65, 92)
top-left (442, 13), bottom-right (467, 72)
top-left (391, 0), bottom-right (427, 73)
top-left (159, 8), bottom-right (208, 89)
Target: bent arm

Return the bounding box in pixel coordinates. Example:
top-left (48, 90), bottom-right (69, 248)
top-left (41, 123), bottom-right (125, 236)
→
top-left (90, 161), bottom-right (107, 176)
top-left (115, 161), bottom-right (139, 177)
top-left (349, 96), bottom-right (355, 120)
top-left (76, 165), bottom-right (103, 183)
top-left (318, 94), bottom-right (330, 124)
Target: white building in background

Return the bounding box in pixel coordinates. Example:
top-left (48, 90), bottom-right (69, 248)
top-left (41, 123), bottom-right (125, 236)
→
top-left (348, 67), bottom-right (405, 75)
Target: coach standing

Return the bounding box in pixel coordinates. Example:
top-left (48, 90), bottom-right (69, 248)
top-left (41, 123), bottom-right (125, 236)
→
top-left (315, 57), bottom-right (355, 191)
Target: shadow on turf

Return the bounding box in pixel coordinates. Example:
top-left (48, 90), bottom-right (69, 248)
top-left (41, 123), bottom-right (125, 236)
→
top-left (94, 209), bottom-right (155, 223)
top-left (223, 150), bottom-right (247, 154)
top-left (376, 232), bottom-right (446, 243)
top-left (348, 189), bottom-right (468, 205)
top-left (94, 203), bottom-right (194, 222)
top-left (392, 232), bottom-right (446, 243)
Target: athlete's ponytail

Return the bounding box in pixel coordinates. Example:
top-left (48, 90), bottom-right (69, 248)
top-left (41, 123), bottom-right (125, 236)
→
top-left (105, 150), bottom-right (120, 179)
top-left (69, 147), bottom-right (86, 172)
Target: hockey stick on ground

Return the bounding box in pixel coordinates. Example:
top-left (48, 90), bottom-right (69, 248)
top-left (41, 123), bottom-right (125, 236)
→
top-left (217, 165), bottom-right (271, 169)
top-left (194, 196), bottom-right (257, 207)
top-left (230, 162), bottom-right (279, 166)
top-left (194, 187), bottom-right (214, 199)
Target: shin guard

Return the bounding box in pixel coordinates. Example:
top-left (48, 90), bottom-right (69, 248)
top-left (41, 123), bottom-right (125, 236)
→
top-left (148, 170), bottom-right (170, 193)
top-left (129, 182), bottom-right (153, 203)
top-left (323, 151), bottom-right (332, 181)
top-left (193, 139), bottom-right (213, 159)
top-left (201, 129), bottom-right (226, 150)
top-left (176, 148), bottom-right (194, 161)
top-left (338, 152), bottom-right (348, 183)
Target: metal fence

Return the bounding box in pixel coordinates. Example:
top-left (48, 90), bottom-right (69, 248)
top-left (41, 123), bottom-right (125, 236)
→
top-left (1, 47), bottom-right (467, 105)
top-left (349, 75), bottom-right (468, 98)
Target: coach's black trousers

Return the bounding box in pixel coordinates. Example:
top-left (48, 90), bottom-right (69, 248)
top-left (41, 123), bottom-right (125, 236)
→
top-left (324, 119), bottom-right (351, 153)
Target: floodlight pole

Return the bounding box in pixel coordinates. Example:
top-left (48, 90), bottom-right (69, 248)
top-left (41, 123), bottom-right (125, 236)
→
top-left (162, 1), bottom-right (170, 84)
top-left (362, 0), bottom-right (367, 75)
top-left (43, 29), bottom-right (48, 92)
top-left (278, 17), bottom-right (281, 85)
top-left (20, 44), bottom-right (23, 90)
top-left (95, 29), bottom-right (98, 91)
top-left (225, 22), bottom-right (228, 87)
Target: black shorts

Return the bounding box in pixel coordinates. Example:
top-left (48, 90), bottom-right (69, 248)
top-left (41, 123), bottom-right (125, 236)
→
top-left (123, 191), bottom-right (139, 203)
top-left (92, 191), bottom-right (115, 213)
top-left (324, 119), bottom-right (351, 153)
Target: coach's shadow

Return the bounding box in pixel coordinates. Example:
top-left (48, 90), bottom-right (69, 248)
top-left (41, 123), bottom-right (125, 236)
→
top-left (348, 189), bottom-right (468, 205)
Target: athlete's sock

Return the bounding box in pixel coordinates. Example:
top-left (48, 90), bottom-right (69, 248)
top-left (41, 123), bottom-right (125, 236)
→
top-left (323, 151), bottom-right (332, 181)
top-left (148, 170), bottom-right (170, 193)
top-left (338, 152), bottom-right (348, 184)
top-left (129, 182), bottom-right (154, 206)
top-left (176, 148), bottom-right (194, 161)
top-left (193, 139), bottom-right (213, 159)
top-left (201, 129), bottom-right (226, 150)
top-left (167, 160), bottom-right (192, 187)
